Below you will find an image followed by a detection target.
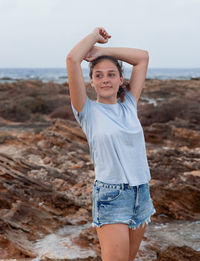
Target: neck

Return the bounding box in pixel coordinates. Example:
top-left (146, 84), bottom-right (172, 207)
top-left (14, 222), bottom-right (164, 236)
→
top-left (96, 96), bottom-right (117, 104)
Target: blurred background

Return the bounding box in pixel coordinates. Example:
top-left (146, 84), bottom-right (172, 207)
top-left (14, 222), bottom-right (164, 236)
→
top-left (0, 0), bottom-right (200, 80)
top-left (0, 0), bottom-right (199, 260)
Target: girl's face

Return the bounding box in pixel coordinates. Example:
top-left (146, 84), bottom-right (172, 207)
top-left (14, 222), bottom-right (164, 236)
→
top-left (90, 59), bottom-right (123, 100)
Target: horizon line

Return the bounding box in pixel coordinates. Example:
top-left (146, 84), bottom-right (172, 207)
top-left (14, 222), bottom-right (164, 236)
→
top-left (0, 67), bottom-right (200, 69)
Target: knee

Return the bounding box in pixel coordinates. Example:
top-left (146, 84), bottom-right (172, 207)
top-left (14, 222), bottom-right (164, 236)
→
top-left (102, 252), bottom-right (129, 261)
top-left (116, 258), bottom-right (129, 261)
top-left (109, 256), bottom-right (129, 261)
top-left (117, 255), bottom-right (129, 261)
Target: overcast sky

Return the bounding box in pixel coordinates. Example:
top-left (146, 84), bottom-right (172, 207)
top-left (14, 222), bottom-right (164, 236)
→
top-left (0, 0), bottom-right (199, 68)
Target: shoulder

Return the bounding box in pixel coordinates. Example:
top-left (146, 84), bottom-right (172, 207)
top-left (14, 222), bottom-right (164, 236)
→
top-left (121, 88), bottom-right (137, 110)
top-left (71, 95), bottom-right (94, 125)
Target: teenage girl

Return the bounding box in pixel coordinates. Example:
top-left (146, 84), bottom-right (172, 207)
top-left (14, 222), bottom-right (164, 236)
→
top-left (66, 27), bottom-right (156, 261)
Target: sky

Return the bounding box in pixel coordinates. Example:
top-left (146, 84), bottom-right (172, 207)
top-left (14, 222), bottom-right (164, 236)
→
top-left (0, 0), bottom-right (199, 68)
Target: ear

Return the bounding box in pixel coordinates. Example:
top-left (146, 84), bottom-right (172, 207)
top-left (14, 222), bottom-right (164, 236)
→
top-left (90, 78), bottom-right (94, 88)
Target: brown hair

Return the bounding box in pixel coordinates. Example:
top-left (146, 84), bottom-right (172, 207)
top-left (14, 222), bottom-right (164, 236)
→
top-left (89, 55), bottom-right (130, 102)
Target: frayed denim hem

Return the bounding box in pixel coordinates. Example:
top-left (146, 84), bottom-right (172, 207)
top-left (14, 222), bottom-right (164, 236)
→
top-left (92, 208), bottom-right (156, 229)
top-left (129, 208), bottom-right (156, 230)
top-left (128, 216), bottom-right (151, 230)
top-left (92, 220), bottom-right (136, 227)
top-left (92, 220), bottom-right (133, 228)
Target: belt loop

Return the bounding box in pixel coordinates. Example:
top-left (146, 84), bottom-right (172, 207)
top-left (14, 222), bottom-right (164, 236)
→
top-left (121, 183), bottom-right (124, 190)
top-left (135, 185), bottom-right (139, 207)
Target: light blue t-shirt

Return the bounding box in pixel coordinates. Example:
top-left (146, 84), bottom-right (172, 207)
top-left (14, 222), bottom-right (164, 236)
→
top-left (71, 89), bottom-right (151, 186)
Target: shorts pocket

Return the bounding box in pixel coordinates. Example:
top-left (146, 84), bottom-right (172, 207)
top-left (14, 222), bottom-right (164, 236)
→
top-left (98, 187), bottom-right (122, 202)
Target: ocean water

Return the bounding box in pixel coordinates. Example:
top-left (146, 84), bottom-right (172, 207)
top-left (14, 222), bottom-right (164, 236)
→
top-left (0, 67), bottom-right (200, 83)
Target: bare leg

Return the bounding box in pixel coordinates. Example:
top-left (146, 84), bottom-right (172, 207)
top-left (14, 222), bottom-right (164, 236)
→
top-left (128, 223), bottom-right (146, 261)
top-left (96, 223), bottom-right (130, 261)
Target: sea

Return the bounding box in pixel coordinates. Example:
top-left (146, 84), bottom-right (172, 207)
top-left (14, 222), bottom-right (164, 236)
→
top-left (0, 67), bottom-right (200, 84)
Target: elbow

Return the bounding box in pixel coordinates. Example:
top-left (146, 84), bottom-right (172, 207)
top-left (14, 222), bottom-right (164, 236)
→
top-left (66, 52), bottom-right (81, 64)
top-left (141, 50), bottom-right (149, 65)
top-left (66, 53), bottom-right (75, 63)
top-left (136, 51), bottom-right (149, 67)
top-left (143, 50), bottom-right (149, 61)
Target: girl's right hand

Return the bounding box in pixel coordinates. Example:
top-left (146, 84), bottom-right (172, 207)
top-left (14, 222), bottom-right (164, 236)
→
top-left (92, 27), bottom-right (111, 44)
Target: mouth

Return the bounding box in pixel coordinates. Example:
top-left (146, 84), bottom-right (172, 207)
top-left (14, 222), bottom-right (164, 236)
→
top-left (101, 86), bottom-right (111, 89)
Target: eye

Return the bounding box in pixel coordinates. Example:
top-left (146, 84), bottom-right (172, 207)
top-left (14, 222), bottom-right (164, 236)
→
top-left (95, 74), bottom-right (102, 78)
top-left (108, 73), bottom-right (116, 77)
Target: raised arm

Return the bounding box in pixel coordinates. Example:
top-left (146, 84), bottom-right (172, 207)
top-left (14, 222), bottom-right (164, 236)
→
top-left (85, 46), bottom-right (149, 104)
top-left (66, 28), bottom-right (111, 113)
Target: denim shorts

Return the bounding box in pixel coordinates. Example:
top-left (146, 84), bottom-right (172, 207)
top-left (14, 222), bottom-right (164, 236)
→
top-left (92, 180), bottom-right (156, 230)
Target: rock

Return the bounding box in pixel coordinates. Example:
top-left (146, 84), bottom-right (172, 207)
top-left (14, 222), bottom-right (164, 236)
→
top-left (0, 79), bottom-right (200, 259)
top-left (155, 245), bottom-right (200, 261)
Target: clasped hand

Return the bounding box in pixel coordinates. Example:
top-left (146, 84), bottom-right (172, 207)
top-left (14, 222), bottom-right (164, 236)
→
top-left (84, 27), bottom-right (111, 62)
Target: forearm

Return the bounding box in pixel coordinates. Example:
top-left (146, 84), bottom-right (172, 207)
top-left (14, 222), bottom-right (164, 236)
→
top-left (66, 33), bottom-right (98, 63)
top-left (101, 47), bottom-right (149, 66)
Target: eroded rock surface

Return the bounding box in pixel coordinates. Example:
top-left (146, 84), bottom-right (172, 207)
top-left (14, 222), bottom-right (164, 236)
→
top-left (0, 79), bottom-right (199, 260)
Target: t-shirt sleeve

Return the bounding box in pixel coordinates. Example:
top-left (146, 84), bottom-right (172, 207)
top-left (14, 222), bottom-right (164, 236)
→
top-left (124, 89), bottom-right (137, 112)
top-left (71, 96), bottom-right (91, 132)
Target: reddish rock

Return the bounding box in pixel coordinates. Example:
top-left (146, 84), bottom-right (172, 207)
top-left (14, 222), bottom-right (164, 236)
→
top-left (155, 245), bottom-right (200, 261)
top-left (0, 79), bottom-right (199, 260)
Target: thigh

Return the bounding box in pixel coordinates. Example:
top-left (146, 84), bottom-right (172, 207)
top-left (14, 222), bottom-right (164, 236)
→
top-left (129, 223), bottom-right (146, 260)
top-left (96, 223), bottom-right (130, 261)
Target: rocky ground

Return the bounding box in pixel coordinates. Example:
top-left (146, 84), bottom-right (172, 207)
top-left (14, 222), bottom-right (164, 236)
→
top-left (0, 79), bottom-right (200, 260)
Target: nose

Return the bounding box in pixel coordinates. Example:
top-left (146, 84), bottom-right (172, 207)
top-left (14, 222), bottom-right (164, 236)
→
top-left (102, 75), bottom-right (109, 83)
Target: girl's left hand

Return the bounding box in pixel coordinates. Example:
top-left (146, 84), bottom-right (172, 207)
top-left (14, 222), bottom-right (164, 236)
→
top-left (84, 46), bottom-right (103, 62)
